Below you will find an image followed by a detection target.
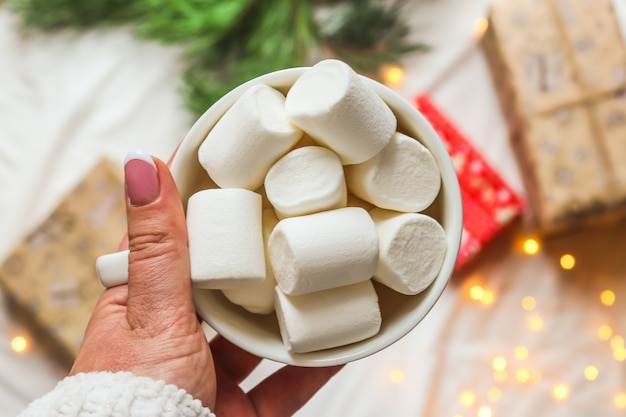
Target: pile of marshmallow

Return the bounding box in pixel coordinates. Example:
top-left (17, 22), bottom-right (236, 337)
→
top-left (189, 60), bottom-right (448, 353)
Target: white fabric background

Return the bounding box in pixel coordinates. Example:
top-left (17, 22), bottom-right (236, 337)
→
top-left (1, 1), bottom-right (626, 416)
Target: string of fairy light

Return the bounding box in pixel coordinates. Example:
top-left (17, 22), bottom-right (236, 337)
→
top-left (375, 16), bottom-right (626, 416)
top-left (379, 234), bottom-right (626, 415)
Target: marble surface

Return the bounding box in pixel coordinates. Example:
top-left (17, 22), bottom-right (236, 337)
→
top-left (2, 1), bottom-right (626, 416)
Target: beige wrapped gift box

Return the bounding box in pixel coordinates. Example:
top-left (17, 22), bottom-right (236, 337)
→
top-left (483, 0), bottom-right (626, 235)
top-left (0, 160), bottom-right (125, 363)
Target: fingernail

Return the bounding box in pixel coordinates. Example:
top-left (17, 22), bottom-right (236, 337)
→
top-left (124, 150), bottom-right (159, 206)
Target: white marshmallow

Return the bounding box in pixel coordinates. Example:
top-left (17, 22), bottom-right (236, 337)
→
top-left (264, 146), bottom-right (347, 218)
top-left (285, 59), bottom-right (396, 165)
top-left (370, 208), bottom-right (447, 295)
top-left (199, 84), bottom-right (303, 190)
top-left (268, 207), bottom-right (378, 295)
top-left (96, 250), bottom-right (129, 288)
top-left (345, 132), bottom-right (441, 213)
top-left (187, 188), bottom-right (265, 289)
top-left (222, 208), bottom-right (279, 314)
top-left (274, 280), bottom-right (381, 353)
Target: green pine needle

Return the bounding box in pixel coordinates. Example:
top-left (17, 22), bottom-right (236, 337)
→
top-left (5, 0), bottom-right (427, 115)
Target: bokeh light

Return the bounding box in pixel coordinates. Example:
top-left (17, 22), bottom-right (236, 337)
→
top-left (493, 370), bottom-right (508, 382)
top-left (481, 290), bottom-right (495, 305)
top-left (11, 336), bottom-right (28, 353)
top-left (560, 254), bottom-right (576, 270)
top-left (552, 384), bottom-right (570, 401)
top-left (598, 325), bottom-right (613, 340)
top-left (459, 390), bottom-right (476, 406)
top-left (611, 335), bottom-right (624, 350)
top-left (514, 346), bottom-right (529, 360)
top-left (389, 369), bottom-right (405, 384)
top-left (529, 315), bottom-right (544, 331)
top-left (474, 17), bottom-right (489, 36)
top-left (601, 290), bottom-right (616, 307)
top-left (521, 296), bottom-right (536, 311)
top-left (382, 65), bottom-right (404, 86)
top-left (469, 285), bottom-right (485, 300)
top-left (522, 238), bottom-right (540, 255)
top-left (584, 366), bottom-right (599, 381)
top-left (613, 347), bottom-right (626, 362)
top-left (477, 405), bottom-right (492, 417)
top-left (615, 393), bottom-right (626, 409)
top-left (516, 368), bottom-right (531, 383)
top-left (492, 356), bottom-right (507, 371)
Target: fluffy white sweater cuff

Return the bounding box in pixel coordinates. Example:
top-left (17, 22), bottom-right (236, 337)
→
top-left (17, 371), bottom-right (215, 417)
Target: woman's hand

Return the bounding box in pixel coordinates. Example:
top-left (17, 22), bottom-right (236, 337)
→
top-left (70, 151), bottom-right (341, 415)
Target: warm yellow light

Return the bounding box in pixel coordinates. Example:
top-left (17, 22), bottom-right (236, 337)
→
top-left (487, 387), bottom-right (502, 402)
top-left (516, 368), bottom-right (531, 383)
top-left (613, 347), bottom-right (626, 362)
top-left (529, 315), bottom-right (544, 331)
top-left (514, 346), bottom-right (529, 360)
top-left (383, 66), bottom-right (404, 86)
top-left (474, 17), bottom-right (489, 37)
top-left (552, 384), bottom-right (570, 400)
top-left (11, 336), bottom-right (27, 353)
top-left (493, 369), bottom-right (508, 381)
top-left (492, 356), bottom-right (507, 371)
top-left (477, 405), bottom-right (492, 417)
top-left (560, 254), bottom-right (575, 270)
top-left (611, 335), bottom-right (624, 350)
top-left (598, 325), bottom-right (613, 340)
top-left (481, 290), bottom-right (495, 305)
top-left (521, 296), bottom-right (536, 311)
top-left (389, 369), bottom-right (405, 384)
top-left (522, 238), bottom-right (540, 255)
top-left (584, 365), bottom-right (599, 381)
top-left (459, 390), bottom-right (476, 406)
top-left (469, 285), bottom-right (485, 300)
top-left (601, 290), bottom-right (616, 307)
top-left (615, 392), bottom-right (626, 409)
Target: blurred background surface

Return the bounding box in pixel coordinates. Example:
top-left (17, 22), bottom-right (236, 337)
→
top-left (1, 0), bottom-right (626, 416)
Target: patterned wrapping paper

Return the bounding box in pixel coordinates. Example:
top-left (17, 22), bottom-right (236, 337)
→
top-left (0, 159), bottom-right (126, 361)
top-left (483, 0), bottom-right (626, 235)
top-left (416, 95), bottom-right (526, 270)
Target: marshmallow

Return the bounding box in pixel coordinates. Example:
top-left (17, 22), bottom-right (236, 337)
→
top-left (264, 146), bottom-right (347, 218)
top-left (345, 132), bottom-right (441, 213)
top-left (187, 188), bottom-right (265, 289)
top-left (222, 208), bottom-right (279, 314)
top-left (285, 59), bottom-right (396, 165)
top-left (268, 207), bottom-right (378, 295)
top-left (370, 208), bottom-right (447, 295)
top-left (199, 84), bottom-right (303, 190)
top-left (96, 250), bottom-right (129, 288)
top-left (274, 280), bottom-right (382, 353)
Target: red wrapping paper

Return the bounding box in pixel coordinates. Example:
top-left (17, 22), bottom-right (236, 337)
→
top-left (416, 95), bottom-right (525, 269)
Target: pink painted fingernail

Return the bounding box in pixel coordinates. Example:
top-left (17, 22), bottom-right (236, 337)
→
top-left (124, 150), bottom-right (159, 206)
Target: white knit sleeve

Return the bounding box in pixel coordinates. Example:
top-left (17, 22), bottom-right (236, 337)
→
top-left (17, 371), bottom-right (216, 417)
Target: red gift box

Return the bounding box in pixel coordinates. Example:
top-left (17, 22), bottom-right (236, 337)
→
top-left (416, 95), bottom-right (525, 269)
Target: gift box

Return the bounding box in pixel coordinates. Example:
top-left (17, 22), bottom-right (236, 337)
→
top-left (0, 160), bottom-right (126, 362)
top-left (416, 95), bottom-right (525, 270)
top-left (483, 0), bottom-right (626, 235)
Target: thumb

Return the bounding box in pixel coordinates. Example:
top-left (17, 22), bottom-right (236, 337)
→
top-left (123, 150), bottom-right (194, 329)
